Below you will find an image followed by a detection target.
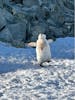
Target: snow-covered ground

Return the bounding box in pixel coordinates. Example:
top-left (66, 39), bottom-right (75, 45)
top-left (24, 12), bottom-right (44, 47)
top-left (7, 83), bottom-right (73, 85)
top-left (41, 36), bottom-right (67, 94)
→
top-left (0, 37), bottom-right (75, 100)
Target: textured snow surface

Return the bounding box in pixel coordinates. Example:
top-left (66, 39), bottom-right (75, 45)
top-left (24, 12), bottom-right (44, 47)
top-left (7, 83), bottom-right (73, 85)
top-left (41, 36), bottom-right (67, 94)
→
top-left (0, 37), bottom-right (75, 100)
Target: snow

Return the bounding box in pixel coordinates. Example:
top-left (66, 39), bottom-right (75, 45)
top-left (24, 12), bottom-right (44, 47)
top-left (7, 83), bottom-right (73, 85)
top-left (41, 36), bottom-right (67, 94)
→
top-left (0, 37), bottom-right (75, 100)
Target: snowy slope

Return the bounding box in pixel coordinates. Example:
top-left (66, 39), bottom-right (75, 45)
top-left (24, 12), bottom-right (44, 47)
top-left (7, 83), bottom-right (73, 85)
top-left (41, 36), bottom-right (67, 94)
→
top-left (0, 37), bottom-right (75, 100)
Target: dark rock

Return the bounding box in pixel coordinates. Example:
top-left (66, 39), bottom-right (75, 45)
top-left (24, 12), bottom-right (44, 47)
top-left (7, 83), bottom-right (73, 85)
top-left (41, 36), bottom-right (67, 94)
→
top-left (11, 5), bottom-right (27, 22)
top-left (0, 27), bottom-right (12, 42)
top-left (0, 0), bottom-right (3, 8)
top-left (63, 0), bottom-right (74, 10)
top-left (22, 5), bottom-right (42, 21)
top-left (0, 14), bottom-right (6, 31)
top-left (3, 0), bottom-right (10, 4)
top-left (2, 9), bottom-right (15, 24)
top-left (30, 22), bottom-right (48, 41)
top-left (23, 0), bottom-right (39, 7)
top-left (11, 40), bottom-right (25, 48)
top-left (11, 0), bottom-right (23, 4)
top-left (0, 0), bottom-right (74, 45)
top-left (3, 1), bottom-right (13, 14)
top-left (8, 22), bottom-right (26, 42)
top-left (62, 22), bottom-right (74, 36)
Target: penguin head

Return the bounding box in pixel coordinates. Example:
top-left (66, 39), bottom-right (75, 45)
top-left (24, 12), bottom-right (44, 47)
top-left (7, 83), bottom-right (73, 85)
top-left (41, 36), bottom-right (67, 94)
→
top-left (38, 33), bottom-right (46, 40)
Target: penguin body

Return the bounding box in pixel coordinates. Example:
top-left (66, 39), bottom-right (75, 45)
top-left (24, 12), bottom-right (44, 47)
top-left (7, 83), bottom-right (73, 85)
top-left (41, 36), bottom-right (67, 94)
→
top-left (36, 34), bottom-right (51, 65)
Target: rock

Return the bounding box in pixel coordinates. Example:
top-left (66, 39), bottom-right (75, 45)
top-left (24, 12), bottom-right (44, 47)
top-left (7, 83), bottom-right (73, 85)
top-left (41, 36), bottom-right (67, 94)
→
top-left (0, 0), bottom-right (74, 45)
top-left (3, 0), bottom-right (10, 4)
top-left (22, 5), bottom-right (41, 21)
top-left (23, 0), bottom-right (39, 7)
top-left (41, 6), bottom-right (50, 20)
top-left (8, 22), bottom-right (26, 42)
top-left (30, 22), bottom-right (48, 41)
top-left (0, 0), bottom-right (3, 8)
top-left (0, 14), bottom-right (6, 31)
top-left (62, 22), bottom-right (74, 36)
top-left (0, 27), bottom-right (12, 42)
top-left (51, 27), bottom-right (64, 37)
top-left (3, 0), bottom-right (13, 14)
top-left (11, 40), bottom-right (25, 48)
top-left (62, 0), bottom-right (74, 10)
top-left (11, 0), bottom-right (23, 4)
top-left (2, 9), bottom-right (15, 24)
top-left (11, 5), bottom-right (28, 22)
top-left (11, 4), bottom-right (22, 15)
top-left (49, 5), bottom-right (65, 26)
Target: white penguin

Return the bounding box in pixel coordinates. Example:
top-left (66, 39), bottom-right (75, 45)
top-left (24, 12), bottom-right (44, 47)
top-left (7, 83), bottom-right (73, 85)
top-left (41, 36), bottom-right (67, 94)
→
top-left (36, 33), bottom-right (51, 66)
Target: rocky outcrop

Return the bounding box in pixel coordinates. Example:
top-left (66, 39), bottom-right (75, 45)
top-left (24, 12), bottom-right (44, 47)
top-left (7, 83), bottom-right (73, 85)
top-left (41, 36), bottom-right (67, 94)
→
top-left (0, 0), bottom-right (74, 47)
top-left (23, 0), bottom-right (39, 7)
top-left (8, 22), bottom-right (26, 41)
top-left (0, 14), bottom-right (6, 31)
top-left (0, 27), bottom-right (12, 42)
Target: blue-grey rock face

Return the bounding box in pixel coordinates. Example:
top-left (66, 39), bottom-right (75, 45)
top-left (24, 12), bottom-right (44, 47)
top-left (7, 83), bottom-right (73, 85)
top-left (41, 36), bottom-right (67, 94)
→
top-left (23, 0), bottom-right (39, 7)
top-left (0, 0), bottom-right (3, 8)
top-left (8, 22), bottom-right (26, 41)
top-left (0, 0), bottom-right (74, 46)
top-left (0, 14), bottom-right (6, 31)
top-left (0, 27), bottom-right (12, 42)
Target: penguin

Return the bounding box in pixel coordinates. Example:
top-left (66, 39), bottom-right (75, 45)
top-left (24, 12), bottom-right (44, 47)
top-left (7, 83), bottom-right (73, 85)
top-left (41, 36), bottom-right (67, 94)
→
top-left (36, 33), bottom-right (51, 66)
